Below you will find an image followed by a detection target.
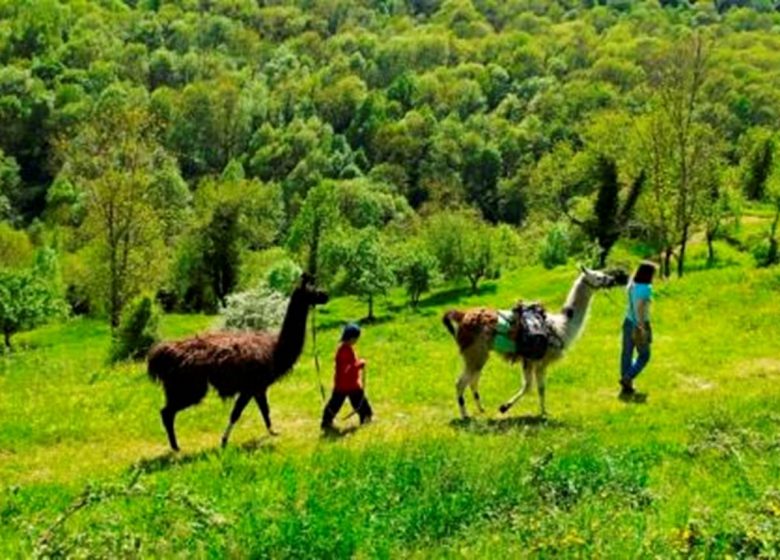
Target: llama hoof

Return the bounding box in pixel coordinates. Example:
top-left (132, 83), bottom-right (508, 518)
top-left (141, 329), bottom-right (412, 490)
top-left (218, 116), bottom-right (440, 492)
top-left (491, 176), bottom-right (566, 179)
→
top-left (220, 437), bottom-right (229, 448)
top-left (268, 429), bottom-right (280, 437)
top-left (499, 404), bottom-right (509, 414)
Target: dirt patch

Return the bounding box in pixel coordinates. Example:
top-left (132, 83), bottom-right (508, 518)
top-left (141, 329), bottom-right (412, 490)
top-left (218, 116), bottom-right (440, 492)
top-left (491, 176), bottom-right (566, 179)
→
top-left (680, 376), bottom-right (716, 391)
top-left (735, 358), bottom-right (780, 379)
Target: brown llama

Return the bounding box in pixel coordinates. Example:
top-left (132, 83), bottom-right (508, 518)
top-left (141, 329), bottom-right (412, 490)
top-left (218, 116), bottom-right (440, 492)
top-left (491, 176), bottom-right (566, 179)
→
top-left (148, 273), bottom-right (328, 451)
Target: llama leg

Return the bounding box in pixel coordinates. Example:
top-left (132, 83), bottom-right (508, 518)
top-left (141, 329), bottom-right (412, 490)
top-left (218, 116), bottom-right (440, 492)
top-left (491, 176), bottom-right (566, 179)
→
top-left (536, 367), bottom-right (547, 418)
top-left (161, 405), bottom-right (180, 452)
top-left (456, 344), bottom-right (489, 419)
top-left (470, 374), bottom-right (485, 413)
top-left (499, 362), bottom-right (534, 414)
top-left (221, 392), bottom-right (252, 448)
top-left (455, 368), bottom-right (473, 419)
top-left (255, 391), bottom-right (278, 436)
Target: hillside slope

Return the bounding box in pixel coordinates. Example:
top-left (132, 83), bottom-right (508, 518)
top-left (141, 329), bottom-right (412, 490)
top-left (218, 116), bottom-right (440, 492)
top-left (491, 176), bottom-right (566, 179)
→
top-left (2, 253), bottom-right (780, 557)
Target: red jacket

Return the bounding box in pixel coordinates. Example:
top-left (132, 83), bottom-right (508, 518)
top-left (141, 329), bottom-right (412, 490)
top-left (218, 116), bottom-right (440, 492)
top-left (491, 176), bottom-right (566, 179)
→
top-left (334, 343), bottom-right (365, 392)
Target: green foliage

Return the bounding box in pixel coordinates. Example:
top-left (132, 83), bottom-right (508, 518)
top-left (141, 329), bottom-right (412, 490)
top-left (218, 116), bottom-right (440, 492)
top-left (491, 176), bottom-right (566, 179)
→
top-left (0, 248), bottom-right (65, 348)
top-left (266, 258), bottom-right (302, 296)
top-left (0, 150), bottom-right (20, 222)
top-left (741, 129), bottom-right (775, 201)
top-left (395, 243), bottom-right (439, 308)
top-left (341, 227), bottom-right (396, 319)
top-left (540, 222), bottom-right (570, 269)
top-left (424, 210), bottom-right (498, 292)
top-left (109, 294), bottom-right (160, 363)
top-left (0, 222), bottom-right (33, 268)
top-left (173, 205), bottom-right (242, 313)
top-left (58, 87), bottom-right (167, 327)
top-left (287, 181), bottom-right (341, 279)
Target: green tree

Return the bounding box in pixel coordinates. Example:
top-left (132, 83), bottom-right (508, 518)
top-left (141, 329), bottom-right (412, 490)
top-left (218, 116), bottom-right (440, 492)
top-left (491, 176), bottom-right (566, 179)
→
top-left (645, 34), bottom-right (717, 278)
top-left (424, 210), bottom-right (498, 292)
top-left (463, 144), bottom-right (502, 223)
top-left (741, 129), bottom-right (774, 201)
top-left (396, 243), bottom-right (439, 308)
top-left (287, 181), bottom-right (341, 280)
top-left (59, 88), bottom-right (165, 327)
top-left (342, 227), bottom-right (395, 321)
top-left (461, 221), bottom-right (499, 293)
top-left (562, 156), bottom-right (646, 267)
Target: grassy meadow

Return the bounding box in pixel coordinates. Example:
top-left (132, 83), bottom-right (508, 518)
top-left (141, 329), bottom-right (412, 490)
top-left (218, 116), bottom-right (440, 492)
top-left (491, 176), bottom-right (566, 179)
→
top-left (2, 239), bottom-right (780, 558)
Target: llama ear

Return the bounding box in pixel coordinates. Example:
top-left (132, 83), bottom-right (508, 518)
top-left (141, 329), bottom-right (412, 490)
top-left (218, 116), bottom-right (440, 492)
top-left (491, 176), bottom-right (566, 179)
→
top-left (301, 272), bottom-right (315, 287)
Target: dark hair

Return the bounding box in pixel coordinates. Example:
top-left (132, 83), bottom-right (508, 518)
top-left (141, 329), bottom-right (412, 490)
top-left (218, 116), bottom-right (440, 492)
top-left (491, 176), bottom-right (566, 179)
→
top-left (633, 262), bottom-right (656, 284)
top-left (341, 323), bottom-right (361, 342)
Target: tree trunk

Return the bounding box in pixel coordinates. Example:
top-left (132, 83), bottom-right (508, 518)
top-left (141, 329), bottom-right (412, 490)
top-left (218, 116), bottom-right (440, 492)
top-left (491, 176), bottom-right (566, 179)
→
top-left (469, 275), bottom-right (480, 294)
top-left (367, 295), bottom-right (374, 321)
top-left (706, 228), bottom-right (716, 267)
top-left (4, 330), bottom-right (11, 350)
top-left (663, 247), bottom-right (673, 279)
top-left (677, 224), bottom-right (690, 278)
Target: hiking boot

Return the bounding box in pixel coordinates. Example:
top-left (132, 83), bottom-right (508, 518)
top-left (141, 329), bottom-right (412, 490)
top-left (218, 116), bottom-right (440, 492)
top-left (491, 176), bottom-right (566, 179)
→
top-left (620, 379), bottom-right (635, 396)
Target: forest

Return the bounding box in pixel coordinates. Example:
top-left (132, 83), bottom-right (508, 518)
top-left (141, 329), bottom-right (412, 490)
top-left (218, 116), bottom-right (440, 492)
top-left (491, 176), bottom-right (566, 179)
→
top-left (2, 0), bottom-right (780, 341)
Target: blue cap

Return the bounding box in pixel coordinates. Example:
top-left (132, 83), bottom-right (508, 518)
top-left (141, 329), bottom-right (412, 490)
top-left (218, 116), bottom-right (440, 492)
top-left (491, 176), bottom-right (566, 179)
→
top-left (341, 323), bottom-right (361, 342)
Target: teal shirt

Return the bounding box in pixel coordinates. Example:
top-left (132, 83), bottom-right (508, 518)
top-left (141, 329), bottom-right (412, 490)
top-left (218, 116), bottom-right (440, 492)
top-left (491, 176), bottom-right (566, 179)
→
top-left (626, 282), bottom-right (652, 324)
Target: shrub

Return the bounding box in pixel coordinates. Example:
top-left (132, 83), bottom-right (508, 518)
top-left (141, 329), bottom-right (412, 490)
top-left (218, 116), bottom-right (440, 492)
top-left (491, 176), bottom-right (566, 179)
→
top-left (540, 222), bottom-right (570, 269)
top-left (221, 286), bottom-right (288, 331)
top-left (396, 247), bottom-right (439, 308)
top-left (110, 295), bottom-right (160, 362)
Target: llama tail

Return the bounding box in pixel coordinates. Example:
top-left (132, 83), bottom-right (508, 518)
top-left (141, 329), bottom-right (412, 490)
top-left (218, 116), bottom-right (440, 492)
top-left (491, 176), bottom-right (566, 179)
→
top-left (147, 343), bottom-right (174, 383)
top-left (442, 310), bottom-right (465, 339)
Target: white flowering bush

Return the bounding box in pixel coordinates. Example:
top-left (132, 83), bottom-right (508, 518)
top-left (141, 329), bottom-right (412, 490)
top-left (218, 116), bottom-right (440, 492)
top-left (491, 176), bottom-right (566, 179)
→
top-left (221, 286), bottom-right (288, 331)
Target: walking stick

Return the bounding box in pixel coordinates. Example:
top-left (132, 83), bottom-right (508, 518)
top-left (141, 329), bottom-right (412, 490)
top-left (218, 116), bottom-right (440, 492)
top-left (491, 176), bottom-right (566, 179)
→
top-left (311, 305), bottom-right (326, 402)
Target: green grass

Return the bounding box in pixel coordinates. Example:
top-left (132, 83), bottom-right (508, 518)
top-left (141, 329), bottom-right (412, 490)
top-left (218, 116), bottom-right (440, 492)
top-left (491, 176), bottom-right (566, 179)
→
top-left (3, 244), bottom-right (780, 557)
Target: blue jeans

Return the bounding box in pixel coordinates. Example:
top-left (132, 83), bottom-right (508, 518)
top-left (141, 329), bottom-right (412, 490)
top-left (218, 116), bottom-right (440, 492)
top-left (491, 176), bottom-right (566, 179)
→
top-left (621, 318), bottom-right (651, 382)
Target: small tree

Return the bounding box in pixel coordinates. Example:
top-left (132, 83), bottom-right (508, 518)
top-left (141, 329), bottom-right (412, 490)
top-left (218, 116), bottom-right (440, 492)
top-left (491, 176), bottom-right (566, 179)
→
top-left (461, 223), bottom-right (499, 294)
top-left (763, 153), bottom-right (780, 267)
top-left (540, 222), bottom-right (570, 270)
top-left (110, 295), bottom-right (160, 362)
top-left (742, 131), bottom-right (774, 201)
top-left (287, 181), bottom-right (341, 279)
top-left (424, 210), bottom-right (499, 292)
top-left (396, 245), bottom-right (439, 308)
top-left (0, 249), bottom-right (65, 349)
top-left (343, 228), bottom-right (395, 321)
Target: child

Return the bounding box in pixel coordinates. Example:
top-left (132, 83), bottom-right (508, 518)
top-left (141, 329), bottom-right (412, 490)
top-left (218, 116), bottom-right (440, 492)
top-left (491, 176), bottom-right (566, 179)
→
top-left (321, 323), bottom-right (373, 430)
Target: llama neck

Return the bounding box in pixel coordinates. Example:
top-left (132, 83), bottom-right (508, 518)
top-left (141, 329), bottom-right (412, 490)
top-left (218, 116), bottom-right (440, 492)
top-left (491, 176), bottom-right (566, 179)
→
top-left (560, 274), bottom-right (595, 348)
top-left (272, 290), bottom-right (310, 378)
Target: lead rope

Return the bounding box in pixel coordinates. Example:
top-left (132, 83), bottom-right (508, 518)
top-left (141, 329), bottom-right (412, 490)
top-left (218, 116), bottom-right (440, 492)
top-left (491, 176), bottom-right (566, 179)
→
top-left (311, 305), bottom-right (326, 402)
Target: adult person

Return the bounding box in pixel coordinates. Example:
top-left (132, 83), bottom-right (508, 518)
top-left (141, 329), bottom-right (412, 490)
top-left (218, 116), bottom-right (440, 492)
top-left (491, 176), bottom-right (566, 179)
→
top-left (620, 262), bottom-right (656, 396)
